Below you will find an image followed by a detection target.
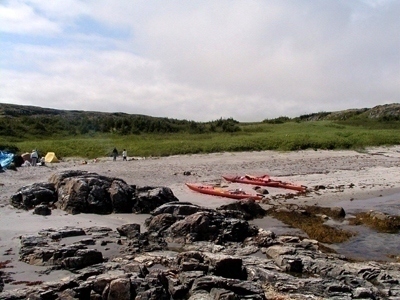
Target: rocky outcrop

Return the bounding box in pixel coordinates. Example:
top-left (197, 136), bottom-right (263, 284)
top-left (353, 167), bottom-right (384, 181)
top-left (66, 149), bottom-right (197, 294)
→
top-left (133, 186), bottom-right (179, 213)
top-left (217, 198), bottom-right (267, 220)
top-left (5, 173), bottom-right (400, 299)
top-left (10, 182), bottom-right (56, 210)
top-left (10, 170), bottom-right (179, 215)
top-left (2, 214), bottom-right (400, 299)
top-left (147, 202), bottom-right (261, 244)
top-left (53, 171), bottom-right (134, 214)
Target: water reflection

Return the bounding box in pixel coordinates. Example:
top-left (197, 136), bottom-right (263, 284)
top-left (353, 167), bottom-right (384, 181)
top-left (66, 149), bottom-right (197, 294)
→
top-left (252, 193), bottom-right (400, 262)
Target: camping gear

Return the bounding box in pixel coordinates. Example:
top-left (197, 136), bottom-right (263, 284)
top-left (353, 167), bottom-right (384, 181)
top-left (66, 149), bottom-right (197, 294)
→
top-left (44, 152), bottom-right (60, 163)
top-left (185, 183), bottom-right (263, 200)
top-left (0, 151), bottom-right (14, 169)
top-left (222, 175), bottom-right (307, 192)
top-left (21, 152), bottom-right (31, 162)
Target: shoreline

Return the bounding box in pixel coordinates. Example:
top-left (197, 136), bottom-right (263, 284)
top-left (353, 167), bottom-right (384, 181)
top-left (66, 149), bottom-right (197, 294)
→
top-left (2, 146), bottom-right (400, 207)
top-left (1, 146), bottom-right (400, 293)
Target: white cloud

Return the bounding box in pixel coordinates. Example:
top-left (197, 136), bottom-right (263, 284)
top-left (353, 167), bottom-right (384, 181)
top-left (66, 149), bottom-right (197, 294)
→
top-left (0, 1), bottom-right (60, 34)
top-left (0, 0), bottom-right (399, 121)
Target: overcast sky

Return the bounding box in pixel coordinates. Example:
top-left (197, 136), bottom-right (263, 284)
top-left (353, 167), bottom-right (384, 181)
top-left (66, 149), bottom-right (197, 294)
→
top-left (1, 0), bottom-right (399, 122)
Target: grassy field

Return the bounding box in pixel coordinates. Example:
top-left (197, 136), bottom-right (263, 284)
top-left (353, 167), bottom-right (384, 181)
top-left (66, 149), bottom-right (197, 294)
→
top-left (3, 120), bottom-right (400, 159)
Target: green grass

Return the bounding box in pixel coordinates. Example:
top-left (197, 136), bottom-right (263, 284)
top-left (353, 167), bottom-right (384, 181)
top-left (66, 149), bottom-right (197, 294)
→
top-left (3, 120), bottom-right (400, 159)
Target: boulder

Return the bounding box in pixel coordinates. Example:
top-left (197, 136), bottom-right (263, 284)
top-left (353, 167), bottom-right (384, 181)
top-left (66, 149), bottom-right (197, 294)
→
top-left (10, 182), bottom-right (56, 210)
top-left (217, 199), bottom-right (267, 220)
top-left (133, 186), bottom-right (179, 213)
top-left (165, 211), bottom-right (258, 244)
top-left (61, 249), bottom-right (103, 270)
top-left (151, 202), bottom-right (208, 217)
top-left (55, 173), bottom-right (131, 214)
top-left (145, 213), bottom-right (177, 232)
top-left (33, 204), bottom-right (51, 216)
top-left (116, 223), bottom-right (141, 239)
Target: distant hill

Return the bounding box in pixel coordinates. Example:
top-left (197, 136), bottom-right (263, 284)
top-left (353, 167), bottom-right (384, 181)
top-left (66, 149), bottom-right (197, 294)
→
top-left (1, 102), bottom-right (400, 122)
top-left (294, 103), bottom-right (400, 122)
top-left (1, 103), bottom-right (400, 139)
top-left (0, 103), bottom-right (241, 137)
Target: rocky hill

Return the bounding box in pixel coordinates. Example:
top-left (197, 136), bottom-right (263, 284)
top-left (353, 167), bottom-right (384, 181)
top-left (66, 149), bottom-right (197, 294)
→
top-left (1, 103), bottom-right (400, 122)
top-left (296, 103), bottom-right (400, 121)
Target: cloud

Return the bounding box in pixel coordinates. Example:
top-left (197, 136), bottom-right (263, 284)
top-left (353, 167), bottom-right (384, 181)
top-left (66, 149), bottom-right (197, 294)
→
top-left (0, 0), bottom-right (399, 121)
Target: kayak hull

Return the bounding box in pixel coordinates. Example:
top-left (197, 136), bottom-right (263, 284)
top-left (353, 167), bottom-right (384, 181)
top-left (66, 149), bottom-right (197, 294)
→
top-left (185, 183), bottom-right (262, 200)
top-left (222, 175), bottom-right (307, 192)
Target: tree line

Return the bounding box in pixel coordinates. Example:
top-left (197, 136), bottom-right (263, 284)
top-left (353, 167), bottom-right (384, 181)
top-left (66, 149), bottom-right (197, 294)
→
top-left (0, 112), bottom-right (241, 138)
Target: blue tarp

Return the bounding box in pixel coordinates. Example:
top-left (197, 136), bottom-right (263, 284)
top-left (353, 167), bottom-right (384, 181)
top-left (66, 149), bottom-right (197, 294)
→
top-left (0, 151), bottom-right (14, 169)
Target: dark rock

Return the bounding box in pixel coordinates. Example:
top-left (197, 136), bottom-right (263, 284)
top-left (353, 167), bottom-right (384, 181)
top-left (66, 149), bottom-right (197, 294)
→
top-left (10, 182), bottom-right (56, 210)
top-left (145, 213), bottom-right (177, 232)
top-left (167, 212), bottom-right (216, 243)
top-left (55, 174), bottom-right (115, 214)
top-left (151, 202), bottom-right (207, 217)
top-left (117, 223), bottom-right (141, 239)
top-left (207, 254), bottom-right (247, 280)
top-left (40, 226), bottom-right (86, 239)
top-left (33, 204), bottom-right (51, 216)
top-left (109, 180), bottom-right (135, 213)
top-left (48, 170), bottom-right (91, 188)
top-left (216, 198), bottom-right (268, 220)
top-left (210, 288), bottom-right (237, 300)
top-left (165, 211), bottom-right (258, 244)
top-left (133, 186), bottom-right (179, 214)
top-left (11, 171), bottom-right (178, 216)
top-left (107, 278), bottom-right (131, 300)
top-left (61, 249), bottom-right (103, 270)
top-left (191, 275), bottom-right (265, 299)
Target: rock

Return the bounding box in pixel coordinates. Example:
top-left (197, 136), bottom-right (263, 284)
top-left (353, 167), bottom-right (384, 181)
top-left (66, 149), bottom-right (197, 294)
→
top-left (151, 202), bottom-right (207, 217)
top-left (10, 171), bottom-right (179, 216)
top-left (164, 211), bottom-right (258, 244)
top-left (210, 288), bottom-right (237, 300)
top-left (116, 223), bottom-right (141, 239)
top-left (61, 249), bottom-right (103, 270)
top-left (206, 253), bottom-right (247, 280)
top-left (167, 212), bottom-right (215, 243)
top-left (55, 173), bottom-right (125, 214)
top-left (10, 182), bottom-right (56, 210)
top-left (48, 170), bottom-right (90, 188)
top-left (133, 186), bottom-right (179, 213)
top-left (191, 275), bottom-right (265, 299)
top-left (33, 204), bottom-right (51, 216)
top-left (107, 278), bottom-right (131, 300)
top-left (145, 213), bottom-right (177, 232)
top-left (2, 198), bottom-right (400, 300)
top-left (217, 199), bottom-right (267, 220)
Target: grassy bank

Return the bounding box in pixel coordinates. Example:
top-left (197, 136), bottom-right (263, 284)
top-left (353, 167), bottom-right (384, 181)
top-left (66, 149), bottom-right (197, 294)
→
top-left (3, 120), bottom-right (400, 159)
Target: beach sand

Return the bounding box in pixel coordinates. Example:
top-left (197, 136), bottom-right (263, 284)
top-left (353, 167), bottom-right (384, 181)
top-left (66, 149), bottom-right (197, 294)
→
top-left (1, 146), bottom-right (400, 290)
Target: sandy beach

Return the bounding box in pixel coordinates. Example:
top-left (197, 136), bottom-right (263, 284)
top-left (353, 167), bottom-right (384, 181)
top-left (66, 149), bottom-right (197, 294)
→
top-left (3, 145), bottom-right (400, 205)
top-left (1, 146), bottom-right (400, 291)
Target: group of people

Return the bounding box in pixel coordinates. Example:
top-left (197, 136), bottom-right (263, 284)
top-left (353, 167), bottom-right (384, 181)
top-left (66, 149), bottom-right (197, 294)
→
top-left (29, 149), bottom-right (45, 166)
top-left (112, 148), bottom-right (128, 161)
top-left (29, 148), bottom-right (128, 165)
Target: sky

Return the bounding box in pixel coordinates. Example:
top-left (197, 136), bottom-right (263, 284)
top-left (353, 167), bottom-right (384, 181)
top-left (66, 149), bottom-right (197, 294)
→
top-left (0, 0), bottom-right (399, 122)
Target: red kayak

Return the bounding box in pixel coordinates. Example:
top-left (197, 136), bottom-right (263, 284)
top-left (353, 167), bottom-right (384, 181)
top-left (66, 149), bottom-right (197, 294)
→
top-left (185, 183), bottom-right (263, 200)
top-left (222, 175), bottom-right (307, 192)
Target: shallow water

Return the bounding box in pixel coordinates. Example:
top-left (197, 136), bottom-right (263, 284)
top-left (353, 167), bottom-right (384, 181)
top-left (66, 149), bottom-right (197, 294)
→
top-left (332, 193), bottom-right (400, 261)
top-left (332, 193), bottom-right (400, 215)
top-left (252, 193), bottom-right (400, 262)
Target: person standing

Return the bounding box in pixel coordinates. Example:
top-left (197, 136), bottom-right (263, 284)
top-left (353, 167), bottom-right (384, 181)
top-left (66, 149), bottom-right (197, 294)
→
top-left (122, 149), bottom-right (127, 161)
top-left (112, 148), bottom-right (118, 161)
top-left (31, 149), bottom-right (38, 166)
